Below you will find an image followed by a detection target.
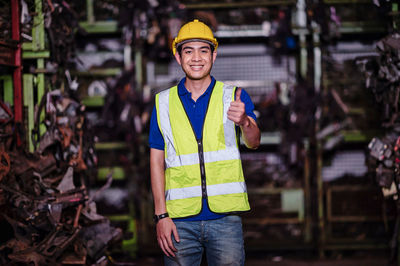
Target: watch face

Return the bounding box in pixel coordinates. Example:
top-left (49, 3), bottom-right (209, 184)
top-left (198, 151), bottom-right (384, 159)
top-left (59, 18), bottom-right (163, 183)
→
top-left (154, 213), bottom-right (168, 223)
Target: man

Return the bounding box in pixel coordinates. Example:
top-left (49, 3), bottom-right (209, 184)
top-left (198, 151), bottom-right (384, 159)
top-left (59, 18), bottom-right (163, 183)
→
top-left (149, 19), bottom-right (260, 266)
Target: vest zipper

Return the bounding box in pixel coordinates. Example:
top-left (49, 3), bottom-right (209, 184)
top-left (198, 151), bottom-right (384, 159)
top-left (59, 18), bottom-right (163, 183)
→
top-left (197, 139), bottom-right (207, 198)
top-left (177, 81), bottom-right (216, 201)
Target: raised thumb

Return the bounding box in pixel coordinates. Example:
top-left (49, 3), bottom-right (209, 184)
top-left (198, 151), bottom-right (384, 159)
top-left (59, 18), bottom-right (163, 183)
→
top-left (235, 87), bottom-right (242, 102)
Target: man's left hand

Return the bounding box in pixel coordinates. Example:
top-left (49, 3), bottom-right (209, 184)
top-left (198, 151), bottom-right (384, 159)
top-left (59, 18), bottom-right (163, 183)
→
top-left (227, 88), bottom-right (250, 127)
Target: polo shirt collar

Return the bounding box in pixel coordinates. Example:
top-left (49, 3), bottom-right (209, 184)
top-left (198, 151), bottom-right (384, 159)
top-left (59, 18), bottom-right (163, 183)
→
top-left (178, 76), bottom-right (216, 97)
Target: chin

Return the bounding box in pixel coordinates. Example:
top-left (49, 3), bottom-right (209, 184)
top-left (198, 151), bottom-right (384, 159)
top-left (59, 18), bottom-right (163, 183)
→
top-left (186, 71), bottom-right (212, 81)
top-left (187, 75), bottom-right (206, 80)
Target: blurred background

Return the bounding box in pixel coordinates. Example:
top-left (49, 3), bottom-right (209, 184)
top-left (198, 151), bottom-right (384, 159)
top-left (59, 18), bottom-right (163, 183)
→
top-left (0, 0), bottom-right (400, 265)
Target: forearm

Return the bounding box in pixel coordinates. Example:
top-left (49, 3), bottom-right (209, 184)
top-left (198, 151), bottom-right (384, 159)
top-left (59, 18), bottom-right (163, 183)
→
top-left (150, 148), bottom-right (167, 214)
top-left (150, 148), bottom-right (180, 256)
top-left (240, 116), bottom-right (260, 149)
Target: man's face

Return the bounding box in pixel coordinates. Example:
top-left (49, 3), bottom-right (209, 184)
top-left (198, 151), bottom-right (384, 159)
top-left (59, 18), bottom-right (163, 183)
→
top-left (175, 41), bottom-right (217, 81)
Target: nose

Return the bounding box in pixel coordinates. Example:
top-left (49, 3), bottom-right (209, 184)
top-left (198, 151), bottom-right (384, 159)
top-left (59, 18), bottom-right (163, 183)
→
top-left (192, 50), bottom-right (201, 61)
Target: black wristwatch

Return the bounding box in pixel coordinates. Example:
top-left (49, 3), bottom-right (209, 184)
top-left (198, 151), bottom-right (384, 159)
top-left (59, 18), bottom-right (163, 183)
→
top-left (153, 212), bottom-right (169, 224)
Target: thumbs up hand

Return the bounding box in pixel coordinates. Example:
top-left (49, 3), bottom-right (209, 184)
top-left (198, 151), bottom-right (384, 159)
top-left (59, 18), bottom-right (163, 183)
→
top-left (227, 88), bottom-right (249, 127)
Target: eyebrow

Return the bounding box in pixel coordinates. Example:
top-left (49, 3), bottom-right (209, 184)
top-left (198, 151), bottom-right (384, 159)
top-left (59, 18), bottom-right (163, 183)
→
top-left (182, 46), bottom-right (211, 51)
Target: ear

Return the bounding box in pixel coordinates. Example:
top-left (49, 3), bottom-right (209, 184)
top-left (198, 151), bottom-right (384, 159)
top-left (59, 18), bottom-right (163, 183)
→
top-left (175, 52), bottom-right (182, 65)
top-left (212, 50), bottom-right (217, 63)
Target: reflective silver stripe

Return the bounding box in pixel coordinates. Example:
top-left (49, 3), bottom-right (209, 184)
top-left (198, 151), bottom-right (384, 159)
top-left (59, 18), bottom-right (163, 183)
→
top-left (166, 147), bottom-right (240, 168)
top-left (165, 181), bottom-right (247, 201)
top-left (222, 84), bottom-right (238, 149)
top-left (158, 89), bottom-right (179, 168)
top-left (168, 153), bottom-right (199, 168)
top-left (204, 147), bottom-right (240, 163)
top-left (207, 181), bottom-right (247, 196)
top-left (165, 186), bottom-right (202, 201)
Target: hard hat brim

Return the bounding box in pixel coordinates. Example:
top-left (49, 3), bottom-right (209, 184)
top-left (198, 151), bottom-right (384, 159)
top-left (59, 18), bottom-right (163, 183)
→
top-left (176, 39), bottom-right (215, 49)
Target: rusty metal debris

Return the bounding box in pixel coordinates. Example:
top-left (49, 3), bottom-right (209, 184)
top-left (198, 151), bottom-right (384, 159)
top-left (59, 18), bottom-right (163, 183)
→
top-left (359, 32), bottom-right (400, 265)
top-left (0, 94), bottom-right (122, 265)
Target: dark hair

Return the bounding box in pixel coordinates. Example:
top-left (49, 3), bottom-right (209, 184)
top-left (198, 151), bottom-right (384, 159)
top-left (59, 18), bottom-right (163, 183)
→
top-left (177, 42), bottom-right (215, 56)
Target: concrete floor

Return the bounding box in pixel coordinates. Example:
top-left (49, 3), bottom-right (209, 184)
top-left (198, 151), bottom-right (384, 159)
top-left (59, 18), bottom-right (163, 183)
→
top-left (132, 258), bottom-right (388, 266)
top-left (128, 251), bottom-right (390, 266)
top-left (244, 257), bottom-right (388, 266)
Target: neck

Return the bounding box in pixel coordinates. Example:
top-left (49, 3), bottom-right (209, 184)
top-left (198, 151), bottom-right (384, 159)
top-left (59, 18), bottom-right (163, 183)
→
top-left (185, 76), bottom-right (212, 101)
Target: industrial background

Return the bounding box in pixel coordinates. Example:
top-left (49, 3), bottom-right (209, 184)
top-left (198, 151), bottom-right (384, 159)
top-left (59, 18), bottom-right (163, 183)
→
top-left (0, 0), bottom-right (399, 265)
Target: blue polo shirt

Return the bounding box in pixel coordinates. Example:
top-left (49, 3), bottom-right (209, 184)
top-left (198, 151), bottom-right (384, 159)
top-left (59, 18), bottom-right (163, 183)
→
top-left (149, 76), bottom-right (256, 221)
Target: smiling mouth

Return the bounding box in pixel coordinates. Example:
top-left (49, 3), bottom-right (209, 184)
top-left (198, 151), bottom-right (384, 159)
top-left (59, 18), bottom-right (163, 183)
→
top-left (190, 65), bottom-right (203, 70)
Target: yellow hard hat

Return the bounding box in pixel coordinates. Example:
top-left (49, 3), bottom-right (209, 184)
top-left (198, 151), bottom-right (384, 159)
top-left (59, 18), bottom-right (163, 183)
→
top-left (172, 19), bottom-right (218, 55)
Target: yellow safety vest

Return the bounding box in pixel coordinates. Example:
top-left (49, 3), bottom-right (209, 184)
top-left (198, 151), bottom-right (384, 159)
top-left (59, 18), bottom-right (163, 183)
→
top-left (155, 81), bottom-right (250, 218)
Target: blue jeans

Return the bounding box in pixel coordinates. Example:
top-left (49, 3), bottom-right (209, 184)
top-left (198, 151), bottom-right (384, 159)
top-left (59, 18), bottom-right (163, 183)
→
top-left (164, 215), bottom-right (245, 266)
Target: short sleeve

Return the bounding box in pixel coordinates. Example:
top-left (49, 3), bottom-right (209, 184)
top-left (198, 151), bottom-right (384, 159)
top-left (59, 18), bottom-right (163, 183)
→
top-left (148, 105), bottom-right (165, 150)
top-left (239, 89), bottom-right (257, 122)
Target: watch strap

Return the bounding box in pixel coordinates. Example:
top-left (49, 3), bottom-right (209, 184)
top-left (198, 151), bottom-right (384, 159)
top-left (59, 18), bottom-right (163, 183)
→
top-left (154, 212), bottom-right (169, 223)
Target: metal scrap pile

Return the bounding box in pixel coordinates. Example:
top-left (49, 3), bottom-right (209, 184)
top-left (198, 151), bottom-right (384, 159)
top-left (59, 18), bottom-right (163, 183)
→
top-left (358, 33), bottom-right (400, 191)
top-left (116, 0), bottom-right (184, 62)
top-left (0, 0), bottom-right (11, 41)
top-left (356, 32), bottom-right (400, 264)
top-left (0, 91), bottom-right (122, 265)
top-left (248, 80), bottom-right (318, 190)
top-left (44, 0), bottom-right (84, 68)
top-left (357, 33), bottom-right (400, 128)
